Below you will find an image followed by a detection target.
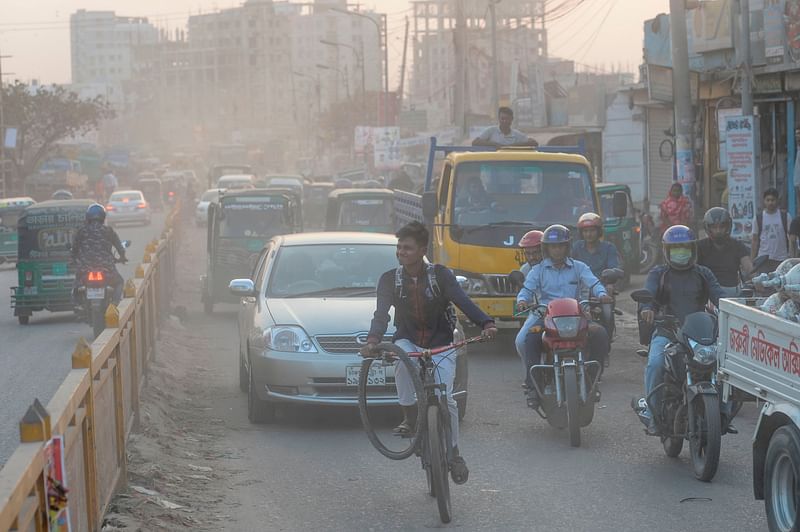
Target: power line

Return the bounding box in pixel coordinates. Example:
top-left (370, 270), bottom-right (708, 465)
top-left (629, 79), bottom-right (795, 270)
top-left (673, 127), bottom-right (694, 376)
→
top-left (567, 0), bottom-right (617, 62)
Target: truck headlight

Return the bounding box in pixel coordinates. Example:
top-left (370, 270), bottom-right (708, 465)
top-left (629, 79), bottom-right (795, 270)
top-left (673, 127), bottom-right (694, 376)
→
top-left (264, 326), bottom-right (317, 353)
top-left (688, 339), bottom-right (717, 365)
top-left (453, 271), bottom-right (489, 295)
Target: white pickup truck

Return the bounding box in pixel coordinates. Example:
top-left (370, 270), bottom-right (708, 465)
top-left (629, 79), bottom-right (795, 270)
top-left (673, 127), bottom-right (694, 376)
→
top-left (717, 297), bottom-right (800, 532)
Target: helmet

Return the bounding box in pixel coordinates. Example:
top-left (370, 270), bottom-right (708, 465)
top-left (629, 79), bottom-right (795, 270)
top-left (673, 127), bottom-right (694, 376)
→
top-left (702, 207), bottom-right (732, 239)
top-left (518, 230), bottom-right (544, 249)
top-left (51, 189), bottom-right (73, 200)
top-left (541, 224), bottom-right (571, 259)
top-left (577, 212), bottom-right (603, 237)
top-left (662, 225), bottom-right (696, 270)
top-left (86, 203), bottom-right (107, 223)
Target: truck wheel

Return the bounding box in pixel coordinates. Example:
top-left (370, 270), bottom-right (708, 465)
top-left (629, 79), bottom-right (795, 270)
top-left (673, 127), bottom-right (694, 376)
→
top-left (765, 425), bottom-right (800, 532)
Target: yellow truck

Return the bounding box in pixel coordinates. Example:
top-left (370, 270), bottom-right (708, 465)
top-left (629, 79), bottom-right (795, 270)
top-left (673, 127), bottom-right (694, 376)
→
top-left (394, 138), bottom-right (627, 328)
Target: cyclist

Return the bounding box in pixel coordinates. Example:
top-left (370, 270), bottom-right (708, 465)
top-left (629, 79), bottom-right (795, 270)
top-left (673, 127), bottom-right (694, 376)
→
top-left (571, 212), bottom-right (621, 280)
top-left (697, 207), bottom-right (753, 297)
top-left (639, 225), bottom-right (724, 435)
top-left (515, 224), bottom-right (612, 408)
top-left (361, 221), bottom-right (497, 485)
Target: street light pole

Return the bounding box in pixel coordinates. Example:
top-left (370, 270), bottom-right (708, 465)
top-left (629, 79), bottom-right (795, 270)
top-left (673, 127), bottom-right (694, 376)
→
top-left (320, 39), bottom-right (365, 103)
top-left (489, 0), bottom-right (500, 114)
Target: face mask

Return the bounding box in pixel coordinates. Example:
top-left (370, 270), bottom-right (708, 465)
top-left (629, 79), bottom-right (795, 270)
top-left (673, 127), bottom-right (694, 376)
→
top-left (669, 247), bottom-right (692, 266)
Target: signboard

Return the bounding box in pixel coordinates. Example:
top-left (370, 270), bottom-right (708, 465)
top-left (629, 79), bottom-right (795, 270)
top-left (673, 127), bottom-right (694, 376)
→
top-left (646, 65), bottom-right (700, 103)
top-left (3, 127), bottom-right (17, 150)
top-left (691, 0), bottom-right (734, 53)
top-left (372, 127), bottom-right (401, 171)
top-left (725, 115), bottom-right (759, 242)
top-left (717, 107), bottom-right (742, 171)
top-left (354, 126), bottom-right (372, 156)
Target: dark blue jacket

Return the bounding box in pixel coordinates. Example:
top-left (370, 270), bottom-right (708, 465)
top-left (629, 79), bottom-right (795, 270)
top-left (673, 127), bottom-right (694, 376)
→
top-left (571, 240), bottom-right (620, 277)
top-left (641, 264), bottom-right (723, 324)
top-left (367, 264), bottom-right (494, 348)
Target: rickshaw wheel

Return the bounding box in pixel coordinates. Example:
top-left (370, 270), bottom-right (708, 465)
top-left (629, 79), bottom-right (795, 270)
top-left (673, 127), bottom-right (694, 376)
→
top-left (18, 315), bottom-right (29, 325)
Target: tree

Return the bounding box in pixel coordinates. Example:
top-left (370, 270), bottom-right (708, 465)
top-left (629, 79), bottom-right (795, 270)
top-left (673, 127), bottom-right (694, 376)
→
top-left (2, 81), bottom-right (115, 187)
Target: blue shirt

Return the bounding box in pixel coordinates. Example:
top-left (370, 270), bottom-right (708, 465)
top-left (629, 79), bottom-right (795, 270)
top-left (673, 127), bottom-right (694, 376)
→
top-left (517, 258), bottom-right (607, 306)
top-left (571, 240), bottom-right (620, 277)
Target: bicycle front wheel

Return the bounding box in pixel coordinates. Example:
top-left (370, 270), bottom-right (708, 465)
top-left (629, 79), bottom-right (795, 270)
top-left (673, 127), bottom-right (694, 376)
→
top-left (427, 404), bottom-right (452, 523)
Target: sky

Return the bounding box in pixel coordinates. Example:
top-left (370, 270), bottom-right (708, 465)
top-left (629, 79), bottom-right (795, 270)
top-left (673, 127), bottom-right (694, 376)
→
top-left (0, 0), bottom-right (670, 85)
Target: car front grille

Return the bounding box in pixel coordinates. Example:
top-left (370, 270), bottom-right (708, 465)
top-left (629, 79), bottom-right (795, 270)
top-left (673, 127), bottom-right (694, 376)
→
top-left (486, 274), bottom-right (515, 295)
top-left (316, 334), bottom-right (392, 354)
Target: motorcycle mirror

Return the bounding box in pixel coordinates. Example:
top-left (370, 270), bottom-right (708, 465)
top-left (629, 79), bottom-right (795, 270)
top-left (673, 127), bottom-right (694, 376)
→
top-left (630, 288), bottom-right (654, 304)
top-left (600, 268), bottom-right (624, 284)
top-left (508, 270), bottom-right (525, 290)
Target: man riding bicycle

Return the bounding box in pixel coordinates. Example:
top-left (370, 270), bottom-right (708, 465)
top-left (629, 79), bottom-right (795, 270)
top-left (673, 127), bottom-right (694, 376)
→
top-left (516, 224), bottom-right (612, 408)
top-left (360, 221), bottom-right (497, 485)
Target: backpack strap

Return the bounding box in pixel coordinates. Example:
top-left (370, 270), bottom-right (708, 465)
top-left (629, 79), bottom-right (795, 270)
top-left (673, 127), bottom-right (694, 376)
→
top-left (394, 267), bottom-right (404, 300)
top-left (427, 263), bottom-right (442, 298)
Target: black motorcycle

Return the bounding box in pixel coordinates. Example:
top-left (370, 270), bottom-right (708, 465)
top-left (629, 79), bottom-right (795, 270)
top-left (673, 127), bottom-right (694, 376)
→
top-left (630, 288), bottom-right (724, 482)
top-left (74, 240), bottom-right (130, 338)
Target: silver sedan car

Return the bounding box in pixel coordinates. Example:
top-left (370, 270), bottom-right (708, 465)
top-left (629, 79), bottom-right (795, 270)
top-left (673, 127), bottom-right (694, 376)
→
top-left (106, 190), bottom-right (151, 226)
top-left (229, 232), bottom-right (469, 424)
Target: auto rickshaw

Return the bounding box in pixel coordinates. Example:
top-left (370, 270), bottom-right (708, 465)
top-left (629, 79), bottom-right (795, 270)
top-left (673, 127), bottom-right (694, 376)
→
top-left (597, 183), bottom-right (639, 284)
top-left (264, 187), bottom-right (304, 232)
top-left (207, 164), bottom-right (253, 188)
top-left (303, 182), bottom-right (334, 229)
top-left (12, 199), bottom-right (95, 324)
top-left (325, 188), bottom-right (395, 233)
top-left (201, 189), bottom-right (299, 313)
top-left (0, 197), bottom-right (36, 264)
top-left (136, 176), bottom-right (164, 211)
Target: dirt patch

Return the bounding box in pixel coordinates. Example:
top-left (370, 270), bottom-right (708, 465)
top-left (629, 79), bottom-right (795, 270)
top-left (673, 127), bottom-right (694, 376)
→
top-left (102, 232), bottom-right (241, 531)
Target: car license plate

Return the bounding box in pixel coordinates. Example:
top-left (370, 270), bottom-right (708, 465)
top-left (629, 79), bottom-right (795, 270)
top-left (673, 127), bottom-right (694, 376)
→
top-left (87, 287), bottom-right (105, 300)
top-left (346, 365), bottom-right (385, 386)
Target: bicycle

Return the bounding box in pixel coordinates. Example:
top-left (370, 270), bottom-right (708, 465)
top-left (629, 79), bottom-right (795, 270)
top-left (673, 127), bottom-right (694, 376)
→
top-left (357, 336), bottom-right (487, 524)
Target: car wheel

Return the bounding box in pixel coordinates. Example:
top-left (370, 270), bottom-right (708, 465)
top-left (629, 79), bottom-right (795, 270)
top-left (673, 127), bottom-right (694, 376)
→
top-left (248, 362), bottom-right (275, 424)
top-left (239, 348), bottom-right (248, 393)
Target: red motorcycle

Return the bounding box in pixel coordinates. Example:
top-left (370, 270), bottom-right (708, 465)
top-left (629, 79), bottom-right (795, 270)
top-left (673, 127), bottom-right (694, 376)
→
top-left (524, 297), bottom-right (602, 447)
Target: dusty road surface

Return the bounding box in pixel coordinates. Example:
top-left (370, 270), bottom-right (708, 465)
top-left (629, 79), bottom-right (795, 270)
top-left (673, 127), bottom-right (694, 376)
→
top-left (106, 224), bottom-right (768, 531)
top-left (0, 213), bottom-right (168, 466)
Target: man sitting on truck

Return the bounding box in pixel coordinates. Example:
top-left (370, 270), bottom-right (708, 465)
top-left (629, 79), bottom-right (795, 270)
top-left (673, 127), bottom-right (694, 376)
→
top-left (472, 107), bottom-right (539, 148)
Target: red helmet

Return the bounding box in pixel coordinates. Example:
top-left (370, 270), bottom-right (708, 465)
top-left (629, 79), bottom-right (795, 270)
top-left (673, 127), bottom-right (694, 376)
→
top-left (577, 212), bottom-right (603, 236)
top-left (518, 230), bottom-right (544, 249)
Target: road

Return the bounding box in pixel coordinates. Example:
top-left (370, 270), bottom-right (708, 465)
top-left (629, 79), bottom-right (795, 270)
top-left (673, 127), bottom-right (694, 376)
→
top-left (114, 223), bottom-right (769, 531)
top-left (0, 213), bottom-right (168, 466)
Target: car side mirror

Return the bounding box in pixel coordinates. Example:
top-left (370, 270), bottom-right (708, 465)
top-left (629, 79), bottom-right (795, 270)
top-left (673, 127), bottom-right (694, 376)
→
top-left (422, 191), bottom-right (438, 219)
top-left (229, 279), bottom-right (256, 297)
top-left (600, 267), bottom-right (624, 285)
top-left (508, 270), bottom-right (525, 291)
top-left (630, 288), bottom-right (654, 304)
top-left (613, 191), bottom-right (628, 218)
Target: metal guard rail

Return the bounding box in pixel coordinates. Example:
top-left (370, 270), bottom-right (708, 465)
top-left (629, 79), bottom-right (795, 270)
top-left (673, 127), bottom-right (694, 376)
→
top-left (0, 203), bottom-right (182, 532)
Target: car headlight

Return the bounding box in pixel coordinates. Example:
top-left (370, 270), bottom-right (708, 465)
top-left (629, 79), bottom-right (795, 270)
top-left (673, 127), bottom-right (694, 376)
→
top-left (264, 326), bottom-right (317, 353)
top-left (688, 339), bottom-right (717, 365)
top-left (550, 316), bottom-right (581, 338)
top-left (454, 271), bottom-right (489, 295)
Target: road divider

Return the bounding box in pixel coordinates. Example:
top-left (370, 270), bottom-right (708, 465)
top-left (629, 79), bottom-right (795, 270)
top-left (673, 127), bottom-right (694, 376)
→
top-left (0, 204), bottom-right (182, 532)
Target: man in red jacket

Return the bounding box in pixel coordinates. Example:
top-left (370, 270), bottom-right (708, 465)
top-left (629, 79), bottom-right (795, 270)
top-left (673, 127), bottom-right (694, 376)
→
top-left (659, 183), bottom-right (693, 234)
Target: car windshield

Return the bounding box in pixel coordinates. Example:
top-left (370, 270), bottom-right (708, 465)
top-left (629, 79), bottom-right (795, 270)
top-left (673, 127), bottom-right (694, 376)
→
top-left (110, 192), bottom-right (142, 202)
top-left (267, 243), bottom-right (397, 297)
top-left (201, 190), bottom-right (220, 202)
top-left (338, 198), bottom-right (393, 227)
top-left (452, 161), bottom-right (595, 226)
top-left (219, 200), bottom-right (289, 238)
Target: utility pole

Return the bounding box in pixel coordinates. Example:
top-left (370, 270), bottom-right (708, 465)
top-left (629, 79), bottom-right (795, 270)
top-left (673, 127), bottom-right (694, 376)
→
top-left (669, 0), bottom-right (696, 206)
top-left (0, 48), bottom-right (8, 198)
top-left (454, 0), bottom-right (467, 136)
top-left (489, 0), bottom-right (500, 114)
top-left (398, 16), bottom-right (410, 111)
top-left (739, 0), bottom-right (753, 115)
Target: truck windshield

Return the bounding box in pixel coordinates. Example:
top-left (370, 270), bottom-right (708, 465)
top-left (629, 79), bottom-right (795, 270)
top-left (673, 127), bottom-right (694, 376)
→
top-left (219, 202), bottom-right (288, 238)
top-left (338, 198), bottom-right (393, 228)
top-left (452, 161), bottom-right (594, 227)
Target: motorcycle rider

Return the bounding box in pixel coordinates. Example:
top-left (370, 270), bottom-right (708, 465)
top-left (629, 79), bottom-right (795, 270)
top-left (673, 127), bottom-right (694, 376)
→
top-left (513, 230), bottom-right (544, 378)
top-left (361, 221), bottom-right (497, 485)
top-left (515, 224), bottom-right (613, 408)
top-left (571, 212), bottom-right (621, 280)
top-left (696, 207), bottom-right (753, 297)
top-left (72, 204), bottom-right (127, 304)
top-left (639, 225), bottom-right (724, 435)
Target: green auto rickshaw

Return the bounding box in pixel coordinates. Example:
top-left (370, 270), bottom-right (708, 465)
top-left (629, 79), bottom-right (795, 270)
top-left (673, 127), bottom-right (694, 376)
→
top-left (597, 183), bottom-right (639, 282)
top-left (325, 188), bottom-right (395, 233)
top-left (12, 199), bottom-right (95, 324)
top-left (0, 197), bottom-right (36, 264)
top-left (303, 182), bottom-right (334, 229)
top-left (202, 189), bottom-right (299, 313)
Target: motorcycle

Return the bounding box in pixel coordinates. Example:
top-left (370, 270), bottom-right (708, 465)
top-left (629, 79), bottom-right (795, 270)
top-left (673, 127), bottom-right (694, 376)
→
top-left (74, 240), bottom-right (130, 338)
top-left (630, 288), bottom-right (724, 482)
top-left (516, 269), bottom-right (623, 447)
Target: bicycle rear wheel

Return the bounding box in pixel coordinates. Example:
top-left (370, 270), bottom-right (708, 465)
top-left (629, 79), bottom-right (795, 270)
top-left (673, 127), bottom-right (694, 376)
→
top-left (427, 404), bottom-right (452, 523)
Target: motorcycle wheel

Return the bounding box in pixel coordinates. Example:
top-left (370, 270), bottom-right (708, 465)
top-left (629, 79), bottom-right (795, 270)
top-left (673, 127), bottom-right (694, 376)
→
top-left (639, 239), bottom-right (658, 273)
top-left (427, 404), bottom-right (451, 523)
top-left (689, 394), bottom-right (722, 482)
top-left (563, 365), bottom-right (581, 448)
top-left (765, 425), bottom-right (800, 532)
top-left (662, 436), bottom-right (684, 457)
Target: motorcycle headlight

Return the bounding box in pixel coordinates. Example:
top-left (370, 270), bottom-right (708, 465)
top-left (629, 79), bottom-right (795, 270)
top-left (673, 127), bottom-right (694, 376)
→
top-left (551, 316), bottom-right (581, 338)
top-left (264, 326), bottom-right (317, 353)
top-left (688, 339), bottom-right (717, 365)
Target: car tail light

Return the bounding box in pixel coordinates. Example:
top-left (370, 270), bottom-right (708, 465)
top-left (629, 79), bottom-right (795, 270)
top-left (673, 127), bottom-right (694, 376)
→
top-left (106, 204), bottom-right (115, 211)
top-left (168, 191), bottom-right (175, 197)
top-left (87, 271), bottom-right (104, 282)
top-left (137, 202), bottom-right (147, 209)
